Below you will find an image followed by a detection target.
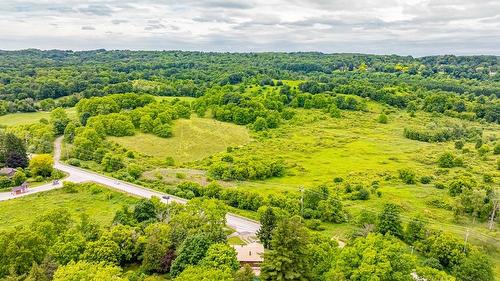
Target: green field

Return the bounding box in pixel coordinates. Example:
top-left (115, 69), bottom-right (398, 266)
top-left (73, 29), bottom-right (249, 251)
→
top-left (0, 184), bottom-right (138, 232)
top-left (109, 116), bottom-right (251, 163)
top-left (0, 107), bottom-right (76, 127)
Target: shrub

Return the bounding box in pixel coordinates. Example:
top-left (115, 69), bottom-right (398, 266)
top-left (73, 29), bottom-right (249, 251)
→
top-left (165, 156), bottom-right (175, 166)
top-left (398, 169), bottom-right (416, 184)
top-left (475, 139), bottom-right (483, 149)
top-left (127, 164), bottom-right (143, 179)
top-left (483, 174), bottom-right (493, 183)
top-left (434, 182), bottom-right (445, 189)
top-left (305, 219), bottom-right (325, 231)
top-left (420, 176), bottom-right (432, 184)
top-left (253, 117), bottom-right (267, 131)
top-left (329, 105), bottom-right (341, 118)
top-left (102, 153), bottom-right (124, 172)
top-left (333, 177), bottom-right (344, 183)
top-left (154, 124), bottom-right (173, 138)
top-left (377, 114), bottom-right (388, 124)
top-left (67, 158), bottom-right (81, 166)
top-left (0, 176), bottom-right (13, 189)
top-left (437, 152), bottom-right (461, 168)
top-left (454, 140), bottom-right (464, 150)
top-left (478, 145), bottom-right (490, 156)
top-left (494, 144), bottom-right (500, 155)
top-left (12, 170), bottom-right (27, 186)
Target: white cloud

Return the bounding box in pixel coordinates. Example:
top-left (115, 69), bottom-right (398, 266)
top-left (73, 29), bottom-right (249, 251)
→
top-left (0, 0), bottom-right (498, 55)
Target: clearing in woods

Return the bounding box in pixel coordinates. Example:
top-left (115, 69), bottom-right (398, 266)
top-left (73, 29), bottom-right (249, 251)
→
top-left (109, 116), bottom-right (251, 163)
top-left (0, 108), bottom-right (77, 127)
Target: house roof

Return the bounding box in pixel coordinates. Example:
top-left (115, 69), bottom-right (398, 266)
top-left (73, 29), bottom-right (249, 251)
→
top-left (233, 242), bottom-right (264, 263)
top-left (0, 167), bottom-right (16, 175)
top-left (12, 185), bottom-right (27, 192)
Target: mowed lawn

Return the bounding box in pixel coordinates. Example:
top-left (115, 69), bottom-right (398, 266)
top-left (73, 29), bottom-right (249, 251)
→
top-left (0, 185), bottom-right (138, 231)
top-left (0, 107), bottom-right (76, 127)
top-left (109, 117), bottom-right (251, 163)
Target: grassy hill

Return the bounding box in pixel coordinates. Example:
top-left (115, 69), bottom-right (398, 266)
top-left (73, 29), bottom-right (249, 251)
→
top-left (109, 116), bottom-right (251, 163)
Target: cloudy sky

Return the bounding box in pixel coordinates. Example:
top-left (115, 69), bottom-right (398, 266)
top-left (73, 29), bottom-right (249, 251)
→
top-left (0, 0), bottom-right (499, 56)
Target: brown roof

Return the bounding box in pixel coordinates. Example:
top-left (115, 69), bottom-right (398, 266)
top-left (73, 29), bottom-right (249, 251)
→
top-left (233, 242), bottom-right (264, 263)
top-left (0, 167), bottom-right (16, 175)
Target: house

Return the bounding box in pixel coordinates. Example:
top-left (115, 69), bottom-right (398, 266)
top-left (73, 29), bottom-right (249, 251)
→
top-left (11, 182), bottom-right (28, 195)
top-left (0, 167), bottom-right (16, 178)
top-left (233, 242), bottom-right (264, 275)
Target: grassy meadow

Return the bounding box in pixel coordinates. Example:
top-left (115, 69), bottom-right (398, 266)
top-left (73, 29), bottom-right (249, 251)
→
top-left (109, 116), bottom-right (251, 163)
top-left (0, 184), bottom-right (138, 232)
top-left (0, 107), bottom-right (76, 127)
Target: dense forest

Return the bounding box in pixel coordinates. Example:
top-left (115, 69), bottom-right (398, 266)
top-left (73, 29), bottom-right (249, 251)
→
top-left (0, 50), bottom-right (498, 281)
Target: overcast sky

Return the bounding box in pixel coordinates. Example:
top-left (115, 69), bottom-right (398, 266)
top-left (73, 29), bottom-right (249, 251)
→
top-left (0, 0), bottom-right (499, 56)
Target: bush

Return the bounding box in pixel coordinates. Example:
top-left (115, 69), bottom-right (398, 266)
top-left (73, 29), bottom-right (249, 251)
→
top-left (305, 219), bottom-right (325, 231)
top-left (478, 145), bottom-right (490, 156)
top-left (454, 140), bottom-right (464, 149)
top-left (29, 154), bottom-right (54, 177)
top-left (12, 170), bottom-right (27, 186)
top-left (420, 176), bottom-right (432, 184)
top-left (165, 156), bottom-right (175, 166)
top-left (67, 158), bottom-right (81, 167)
top-left (494, 144), bottom-right (500, 155)
top-left (102, 153), bottom-right (124, 172)
top-left (154, 124), bottom-right (173, 138)
top-left (377, 114), bottom-right (388, 124)
top-left (434, 182), bottom-right (446, 189)
top-left (398, 169), bottom-right (416, 184)
top-left (62, 181), bottom-right (78, 193)
top-left (0, 176), bottom-right (13, 189)
top-left (437, 152), bottom-right (462, 168)
top-left (483, 174), bottom-right (493, 183)
top-left (333, 177), bottom-right (344, 183)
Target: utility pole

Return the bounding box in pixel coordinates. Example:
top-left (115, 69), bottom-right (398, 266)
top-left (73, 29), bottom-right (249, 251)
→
top-left (489, 200), bottom-right (498, 231)
top-left (463, 229), bottom-right (469, 253)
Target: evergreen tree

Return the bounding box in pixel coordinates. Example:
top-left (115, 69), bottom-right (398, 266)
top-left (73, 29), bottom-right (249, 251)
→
top-left (260, 216), bottom-right (311, 281)
top-left (257, 207), bottom-right (277, 249)
top-left (2, 133), bottom-right (29, 168)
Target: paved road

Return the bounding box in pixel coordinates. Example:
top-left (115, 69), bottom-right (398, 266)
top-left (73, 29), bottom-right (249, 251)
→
top-left (0, 137), bottom-right (260, 235)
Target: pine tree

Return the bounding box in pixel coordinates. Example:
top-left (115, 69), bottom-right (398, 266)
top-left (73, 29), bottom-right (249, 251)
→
top-left (257, 207), bottom-right (277, 249)
top-left (260, 216), bottom-right (311, 281)
top-left (2, 133), bottom-right (29, 168)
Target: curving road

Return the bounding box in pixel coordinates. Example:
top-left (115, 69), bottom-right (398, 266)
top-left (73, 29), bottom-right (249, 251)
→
top-left (0, 137), bottom-right (260, 235)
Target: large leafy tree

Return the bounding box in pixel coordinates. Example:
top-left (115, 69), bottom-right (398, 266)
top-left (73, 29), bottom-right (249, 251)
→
top-left (170, 233), bottom-right (213, 277)
top-left (377, 203), bottom-right (404, 238)
top-left (260, 216), bottom-right (312, 281)
top-left (29, 154), bottom-right (54, 177)
top-left (50, 107), bottom-right (70, 135)
top-left (317, 196), bottom-right (346, 223)
top-left (200, 243), bottom-right (240, 272)
top-left (326, 233), bottom-right (415, 281)
top-left (173, 266), bottom-right (233, 281)
top-left (141, 223), bottom-right (172, 273)
top-left (52, 261), bottom-right (126, 281)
